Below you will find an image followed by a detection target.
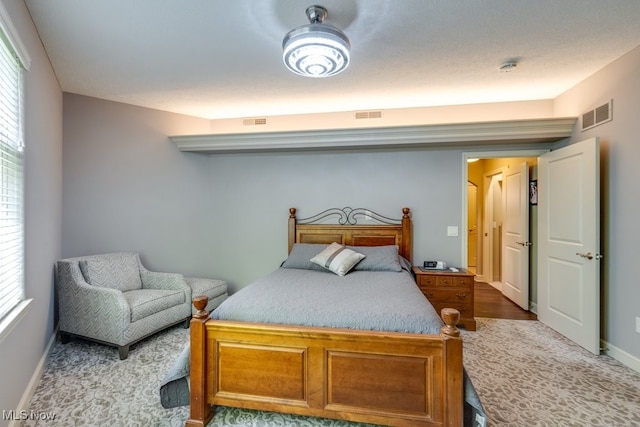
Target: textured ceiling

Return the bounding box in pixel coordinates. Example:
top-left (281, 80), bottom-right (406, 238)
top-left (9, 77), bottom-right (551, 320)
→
top-left (25, 0), bottom-right (640, 120)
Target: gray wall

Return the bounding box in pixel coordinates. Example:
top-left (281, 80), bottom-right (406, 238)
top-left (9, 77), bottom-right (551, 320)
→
top-left (62, 94), bottom-right (468, 293)
top-left (555, 44), bottom-right (640, 361)
top-left (206, 149), bottom-right (464, 291)
top-left (0, 1), bottom-right (62, 424)
top-left (62, 95), bottom-right (212, 276)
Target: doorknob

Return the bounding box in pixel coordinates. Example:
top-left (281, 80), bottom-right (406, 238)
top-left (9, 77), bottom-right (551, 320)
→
top-left (516, 241), bottom-right (532, 246)
top-left (576, 252), bottom-right (594, 260)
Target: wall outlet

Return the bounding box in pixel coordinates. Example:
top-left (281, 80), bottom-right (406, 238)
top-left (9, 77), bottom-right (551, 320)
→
top-left (447, 226), bottom-right (459, 237)
top-left (636, 317), bottom-right (640, 333)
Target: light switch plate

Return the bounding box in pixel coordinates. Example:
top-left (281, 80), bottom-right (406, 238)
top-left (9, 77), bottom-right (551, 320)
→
top-left (447, 226), bottom-right (459, 237)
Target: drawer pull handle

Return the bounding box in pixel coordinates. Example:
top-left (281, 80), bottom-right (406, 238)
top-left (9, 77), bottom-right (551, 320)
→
top-left (456, 293), bottom-right (467, 298)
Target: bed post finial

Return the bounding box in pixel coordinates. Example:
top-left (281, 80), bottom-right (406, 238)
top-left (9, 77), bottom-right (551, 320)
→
top-left (402, 207), bottom-right (410, 218)
top-left (440, 308), bottom-right (461, 337)
top-left (192, 296), bottom-right (209, 319)
top-left (288, 208), bottom-right (297, 254)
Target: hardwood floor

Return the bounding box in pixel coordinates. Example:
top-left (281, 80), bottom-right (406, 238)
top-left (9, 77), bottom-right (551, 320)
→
top-left (474, 281), bottom-right (538, 320)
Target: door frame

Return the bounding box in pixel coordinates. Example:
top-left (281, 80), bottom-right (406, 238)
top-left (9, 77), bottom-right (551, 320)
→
top-left (467, 181), bottom-right (479, 270)
top-left (482, 167), bottom-right (506, 286)
top-left (461, 149), bottom-right (548, 283)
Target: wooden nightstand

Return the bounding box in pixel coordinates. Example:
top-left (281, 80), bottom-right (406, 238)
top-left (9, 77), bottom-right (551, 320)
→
top-left (412, 267), bottom-right (477, 331)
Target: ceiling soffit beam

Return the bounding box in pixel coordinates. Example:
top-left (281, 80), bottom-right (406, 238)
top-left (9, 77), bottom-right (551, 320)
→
top-left (170, 117), bottom-right (577, 154)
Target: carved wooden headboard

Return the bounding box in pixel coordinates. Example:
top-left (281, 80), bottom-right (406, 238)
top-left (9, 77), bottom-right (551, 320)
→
top-left (288, 207), bottom-right (412, 263)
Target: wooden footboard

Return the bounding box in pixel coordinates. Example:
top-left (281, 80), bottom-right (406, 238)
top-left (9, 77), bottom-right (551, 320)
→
top-left (186, 297), bottom-right (463, 427)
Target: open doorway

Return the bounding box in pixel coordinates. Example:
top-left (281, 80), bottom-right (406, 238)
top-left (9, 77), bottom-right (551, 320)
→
top-left (464, 152), bottom-right (543, 314)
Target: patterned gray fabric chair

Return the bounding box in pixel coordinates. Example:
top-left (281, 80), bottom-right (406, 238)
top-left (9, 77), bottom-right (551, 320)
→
top-left (56, 252), bottom-right (192, 360)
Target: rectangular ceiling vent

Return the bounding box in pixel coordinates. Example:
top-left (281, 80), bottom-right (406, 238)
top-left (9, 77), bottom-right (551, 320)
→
top-left (581, 100), bottom-right (612, 131)
top-left (355, 110), bottom-right (382, 120)
top-left (242, 117), bottom-right (267, 126)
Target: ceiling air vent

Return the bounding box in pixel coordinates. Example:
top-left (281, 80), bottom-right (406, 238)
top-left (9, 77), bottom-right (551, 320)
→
top-left (581, 100), bottom-right (612, 131)
top-left (242, 117), bottom-right (267, 126)
top-left (355, 110), bottom-right (382, 120)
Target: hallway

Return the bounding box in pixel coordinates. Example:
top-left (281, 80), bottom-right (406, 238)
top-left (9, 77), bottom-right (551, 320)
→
top-left (474, 281), bottom-right (537, 320)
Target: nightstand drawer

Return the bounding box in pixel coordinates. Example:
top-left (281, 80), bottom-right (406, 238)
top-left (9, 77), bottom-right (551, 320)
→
top-left (416, 274), bottom-right (471, 288)
top-left (419, 288), bottom-right (472, 304)
top-left (434, 276), bottom-right (472, 287)
top-left (416, 274), bottom-right (436, 287)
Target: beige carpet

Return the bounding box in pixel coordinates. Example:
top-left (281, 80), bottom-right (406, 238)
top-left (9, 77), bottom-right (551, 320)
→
top-left (20, 318), bottom-right (640, 426)
top-left (461, 319), bottom-right (640, 426)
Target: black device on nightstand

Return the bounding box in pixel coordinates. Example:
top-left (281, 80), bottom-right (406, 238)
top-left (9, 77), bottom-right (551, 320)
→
top-left (423, 260), bottom-right (447, 270)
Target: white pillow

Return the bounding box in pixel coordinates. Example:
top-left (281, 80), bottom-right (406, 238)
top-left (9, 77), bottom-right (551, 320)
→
top-left (310, 242), bottom-right (366, 276)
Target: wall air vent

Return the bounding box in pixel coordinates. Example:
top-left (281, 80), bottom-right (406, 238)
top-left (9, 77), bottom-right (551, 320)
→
top-left (581, 100), bottom-right (612, 131)
top-left (355, 111), bottom-right (382, 120)
top-left (242, 117), bottom-right (267, 126)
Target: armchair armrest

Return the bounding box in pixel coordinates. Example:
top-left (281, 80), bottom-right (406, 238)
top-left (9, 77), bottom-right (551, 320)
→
top-left (140, 269), bottom-right (189, 292)
top-left (137, 260), bottom-right (190, 294)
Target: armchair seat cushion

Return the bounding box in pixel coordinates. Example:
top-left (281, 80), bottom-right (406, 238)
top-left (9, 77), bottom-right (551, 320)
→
top-left (79, 253), bottom-right (142, 292)
top-left (124, 288), bottom-right (185, 322)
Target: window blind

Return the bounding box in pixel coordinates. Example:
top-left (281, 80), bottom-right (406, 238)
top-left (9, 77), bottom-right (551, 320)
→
top-left (0, 29), bottom-right (24, 321)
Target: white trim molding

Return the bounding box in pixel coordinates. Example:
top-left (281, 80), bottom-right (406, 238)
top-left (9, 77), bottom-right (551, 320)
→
top-left (0, 299), bottom-right (33, 344)
top-left (0, 2), bottom-right (32, 70)
top-left (170, 117), bottom-right (577, 154)
top-left (9, 326), bottom-right (57, 427)
top-left (603, 340), bottom-right (640, 374)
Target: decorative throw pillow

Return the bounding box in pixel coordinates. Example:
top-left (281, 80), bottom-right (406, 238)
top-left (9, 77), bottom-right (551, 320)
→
top-left (281, 243), bottom-right (330, 271)
top-left (310, 242), bottom-right (366, 276)
top-left (347, 245), bottom-right (402, 272)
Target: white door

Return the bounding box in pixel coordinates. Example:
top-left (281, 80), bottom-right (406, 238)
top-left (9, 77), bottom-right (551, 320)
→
top-left (501, 162), bottom-right (530, 309)
top-left (538, 138), bottom-right (601, 354)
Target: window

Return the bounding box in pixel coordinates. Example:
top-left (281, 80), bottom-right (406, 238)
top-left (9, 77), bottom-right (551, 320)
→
top-left (0, 5), bottom-right (29, 335)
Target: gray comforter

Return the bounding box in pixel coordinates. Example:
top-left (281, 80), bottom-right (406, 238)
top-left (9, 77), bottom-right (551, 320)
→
top-left (210, 267), bottom-right (444, 334)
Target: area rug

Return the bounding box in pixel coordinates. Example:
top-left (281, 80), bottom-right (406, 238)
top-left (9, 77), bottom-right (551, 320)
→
top-left (20, 318), bottom-right (640, 426)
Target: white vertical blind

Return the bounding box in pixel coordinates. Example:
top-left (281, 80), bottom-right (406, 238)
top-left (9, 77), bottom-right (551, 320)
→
top-left (0, 28), bottom-right (25, 321)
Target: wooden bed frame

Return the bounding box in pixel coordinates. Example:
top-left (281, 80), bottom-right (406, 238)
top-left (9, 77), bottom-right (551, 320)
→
top-left (187, 207), bottom-right (464, 427)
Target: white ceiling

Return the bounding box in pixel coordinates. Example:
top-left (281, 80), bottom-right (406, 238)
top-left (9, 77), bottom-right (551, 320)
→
top-left (25, 0), bottom-right (640, 120)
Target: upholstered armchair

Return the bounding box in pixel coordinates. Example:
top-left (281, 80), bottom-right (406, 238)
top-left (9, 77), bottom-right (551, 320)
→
top-left (56, 252), bottom-right (192, 360)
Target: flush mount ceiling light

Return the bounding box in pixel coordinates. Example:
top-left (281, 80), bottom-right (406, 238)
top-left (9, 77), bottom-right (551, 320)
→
top-left (282, 5), bottom-right (350, 78)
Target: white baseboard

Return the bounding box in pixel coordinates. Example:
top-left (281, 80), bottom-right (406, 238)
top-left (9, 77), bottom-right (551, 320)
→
top-left (603, 340), bottom-right (640, 374)
top-left (9, 328), bottom-right (57, 427)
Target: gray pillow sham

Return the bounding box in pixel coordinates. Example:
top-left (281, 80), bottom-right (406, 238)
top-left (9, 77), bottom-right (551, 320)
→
top-left (282, 243), bottom-right (402, 272)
